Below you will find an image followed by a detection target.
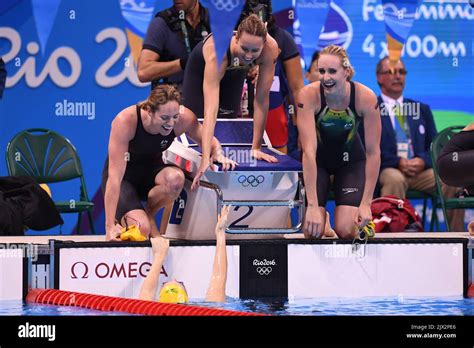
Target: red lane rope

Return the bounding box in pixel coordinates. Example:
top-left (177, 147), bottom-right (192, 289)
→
top-left (26, 289), bottom-right (266, 316)
top-left (468, 284), bottom-right (474, 298)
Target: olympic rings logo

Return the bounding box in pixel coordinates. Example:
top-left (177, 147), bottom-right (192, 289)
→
top-left (211, 0), bottom-right (240, 12)
top-left (256, 267), bottom-right (272, 275)
top-left (238, 175), bottom-right (264, 187)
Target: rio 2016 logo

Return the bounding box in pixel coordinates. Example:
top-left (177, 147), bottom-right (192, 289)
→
top-left (253, 258), bottom-right (276, 276)
top-left (0, 27), bottom-right (147, 88)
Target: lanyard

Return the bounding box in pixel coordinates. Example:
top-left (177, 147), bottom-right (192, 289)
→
top-left (394, 103), bottom-right (414, 158)
top-left (394, 103), bottom-right (410, 138)
top-left (180, 20), bottom-right (192, 54)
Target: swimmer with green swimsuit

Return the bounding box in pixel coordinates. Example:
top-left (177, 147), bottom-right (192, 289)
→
top-left (297, 45), bottom-right (382, 240)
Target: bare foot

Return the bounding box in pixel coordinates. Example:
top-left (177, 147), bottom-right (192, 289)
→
top-left (468, 220), bottom-right (474, 236)
top-left (323, 212), bottom-right (337, 238)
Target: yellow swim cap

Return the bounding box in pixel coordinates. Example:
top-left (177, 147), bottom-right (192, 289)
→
top-left (159, 280), bottom-right (188, 304)
top-left (120, 225), bottom-right (147, 242)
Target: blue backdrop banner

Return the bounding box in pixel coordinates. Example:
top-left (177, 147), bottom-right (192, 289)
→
top-left (207, 0), bottom-right (246, 67)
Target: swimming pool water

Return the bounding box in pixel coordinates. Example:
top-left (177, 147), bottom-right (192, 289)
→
top-left (0, 300), bottom-right (132, 316)
top-left (2, 297), bottom-right (474, 316)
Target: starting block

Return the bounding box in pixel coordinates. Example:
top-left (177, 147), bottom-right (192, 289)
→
top-left (162, 119), bottom-right (304, 240)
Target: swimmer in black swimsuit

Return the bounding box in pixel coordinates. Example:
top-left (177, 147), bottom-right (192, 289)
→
top-left (297, 45), bottom-right (381, 239)
top-left (437, 122), bottom-right (474, 196)
top-left (102, 85), bottom-right (236, 241)
top-left (181, 14), bottom-right (280, 189)
top-left (437, 122), bottom-right (474, 233)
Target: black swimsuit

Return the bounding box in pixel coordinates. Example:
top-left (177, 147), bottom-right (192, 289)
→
top-left (315, 81), bottom-right (366, 207)
top-left (101, 105), bottom-right (178, 220)
top-left (437, 129), bottom-right (474, 189)
top-left (182, 34), bottom-right (250, 118)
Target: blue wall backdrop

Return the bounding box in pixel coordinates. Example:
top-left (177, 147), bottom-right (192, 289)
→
top-left (1, 0), bottom-right (473, 234)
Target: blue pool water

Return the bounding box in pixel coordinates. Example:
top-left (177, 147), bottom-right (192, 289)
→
top-left (2, 297), bottom-right (474, 316)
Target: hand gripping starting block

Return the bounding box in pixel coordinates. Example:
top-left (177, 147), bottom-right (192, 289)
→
top-left (162, 119), bottom-right (305, 240)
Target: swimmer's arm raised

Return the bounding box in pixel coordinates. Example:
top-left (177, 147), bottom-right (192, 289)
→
top-left (205, 205), bottom-right (230, 302)
top-left (104, 109), bottom-right (136, 240)
top-left (139, 237), bottom-right (170, 301)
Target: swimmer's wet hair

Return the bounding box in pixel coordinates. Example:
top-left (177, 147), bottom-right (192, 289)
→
top-left (139, 84), bottom-right (181, 113)
top-left (236, 13), bottom-right (267, 41)
top-left (320, 44), bottom-right (355, 81)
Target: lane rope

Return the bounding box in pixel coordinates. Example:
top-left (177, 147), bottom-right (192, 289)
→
top-left (26, 289), bottom-right (267, 316)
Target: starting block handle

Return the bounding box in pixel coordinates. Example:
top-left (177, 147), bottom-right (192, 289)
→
top-left (223, 200), bottom-right (303, 234)
top-left (223, 178), bottom-right (306, 234)
top-left (186, 174), bottom-right (306, 235)
top-left (225, 224), bottom-right (303, 234)
top-left (222, 200), bottom-right (302, 208)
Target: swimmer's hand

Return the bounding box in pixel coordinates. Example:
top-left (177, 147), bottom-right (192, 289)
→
top-left (355, 202), bottom-right (372, 229)
top-left (252, 148), bottom-right (278, 163)
top-left (212, 151), bottom-right (238, 172)
top-left (191, 156), bottom-right (211, 190)
top-left (150, 235), bottom-right (170, 257)
top-left (303, 206), bottom-right (324, 239)
top-left (106, 223), bottom-right (123, 241)
top-left (247, 65), bottom-right (259, 85)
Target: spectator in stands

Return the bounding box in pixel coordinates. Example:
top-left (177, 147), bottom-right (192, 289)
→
top-left (374, 56), bottom-right (465, 231)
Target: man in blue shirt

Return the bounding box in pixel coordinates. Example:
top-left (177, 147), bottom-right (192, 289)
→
top-left (375, 56), bottom-right (464, 231)
top-left (137, 0), bottom-right (210, 89)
